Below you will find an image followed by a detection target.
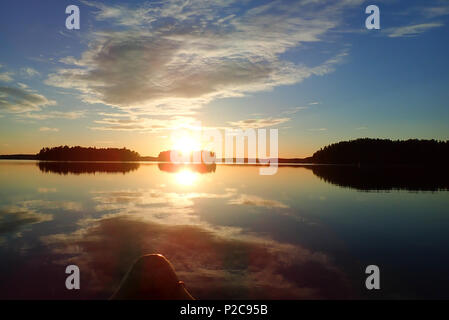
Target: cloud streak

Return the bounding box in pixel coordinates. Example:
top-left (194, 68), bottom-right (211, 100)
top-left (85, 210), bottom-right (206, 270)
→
top-left (0, 86), bottom-right (56, 113)
top-left (0, 64), bottom-right (13, 82)
top-left (228, 117), bottom-right (290, 129)
top-left (91, 115), bottom-right (196, 132)
top-left (0, 73), bottom-right (13, 83)
top-left (21, 67), bottom-right (40, 78)
top-left (39, 127), bottom-right (59, 132)
top-left (386, 23), bottom-right (444, 38)
top-left (21, 110), bottom-right (87, 120)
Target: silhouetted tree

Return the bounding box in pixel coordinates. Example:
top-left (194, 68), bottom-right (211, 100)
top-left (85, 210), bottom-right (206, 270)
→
top-left (37, 146), bottom-right (140, 161)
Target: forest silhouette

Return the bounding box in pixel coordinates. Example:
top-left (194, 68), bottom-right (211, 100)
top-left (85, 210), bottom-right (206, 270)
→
top-left (2, 139), bottom-right (448, 166)
top-left (37, 146), bottom-right (140, 161)
top-left (310, 138), bottom-right (449, 165)
top-left (27, 141), bottom-right (449, 190)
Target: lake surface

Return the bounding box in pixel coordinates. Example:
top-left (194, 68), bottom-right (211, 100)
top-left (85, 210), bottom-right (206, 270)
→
top-left (1, 160), bottom-right (449, 299)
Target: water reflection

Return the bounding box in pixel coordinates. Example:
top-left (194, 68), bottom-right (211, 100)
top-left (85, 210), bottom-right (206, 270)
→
top-left (36, 161), bottom-right (449, 192)
top-left (158, 162), bottom-right (216, 174)
top-left (175, 170), bottom-right (199, 186)
top-left (41, 185), bottom-right (352, 299)
top-left (41, 215), bottom-right (352, 299)
top-left (158, 163), bottom-right (216, 187)
top-left (306, 165), bottom-right (449, 191)
top-left (1, 161), bottom-right (449, 299)
top-left (37, 161), bottom-right (140, 175)
top-left (36, 161), bottom-right (217, 176)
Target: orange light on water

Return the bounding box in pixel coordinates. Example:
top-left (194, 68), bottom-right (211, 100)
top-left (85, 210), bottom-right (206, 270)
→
top-left (175, 169), bottom-right (198, 186)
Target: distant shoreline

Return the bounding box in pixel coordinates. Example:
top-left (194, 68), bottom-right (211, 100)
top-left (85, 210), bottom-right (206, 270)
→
top-left (0, 155), bottom-right (311, 164)
top-left (2, 138), bottom-right (448, 165)
top-left (0, 154), bottom-right (38, 160)
top-left (1, 158), bottom-right (449, 169)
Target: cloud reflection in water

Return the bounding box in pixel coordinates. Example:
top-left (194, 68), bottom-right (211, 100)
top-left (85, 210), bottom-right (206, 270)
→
top-left (40, 184), bottom-right (353, 299)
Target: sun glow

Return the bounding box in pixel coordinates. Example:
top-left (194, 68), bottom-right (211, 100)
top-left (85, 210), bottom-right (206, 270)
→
top-left (175, 169), bottom-right (199, 186)
top-left (171, 134), bottom-right (202, 155)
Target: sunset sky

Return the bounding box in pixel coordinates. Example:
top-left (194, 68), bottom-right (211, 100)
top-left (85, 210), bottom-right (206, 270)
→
top-left (0, 0), bottom-right (448, 157)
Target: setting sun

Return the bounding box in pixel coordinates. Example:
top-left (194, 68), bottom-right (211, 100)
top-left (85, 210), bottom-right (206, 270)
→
top-left (171, 135), bottom-right (202, 155)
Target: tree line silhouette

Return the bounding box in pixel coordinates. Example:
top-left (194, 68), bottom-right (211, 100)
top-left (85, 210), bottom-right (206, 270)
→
top-left (311, 138), bottom-right (449, 165)
top-left (37, 146), bottom-right (140, 161)
top-left (5, 139), bottom-right (449, 165)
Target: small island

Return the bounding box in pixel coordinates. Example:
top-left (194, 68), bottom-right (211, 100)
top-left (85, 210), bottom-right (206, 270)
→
top-left (36, 146), bottom-right (141, 161)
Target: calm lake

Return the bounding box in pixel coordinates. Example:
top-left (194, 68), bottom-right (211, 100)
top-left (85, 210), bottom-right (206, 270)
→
top-left (1, 160), bottom-right (449, 299)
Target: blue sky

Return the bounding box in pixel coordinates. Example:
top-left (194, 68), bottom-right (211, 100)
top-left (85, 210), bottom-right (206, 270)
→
top-left (0, 0), bottom-right (448, 157)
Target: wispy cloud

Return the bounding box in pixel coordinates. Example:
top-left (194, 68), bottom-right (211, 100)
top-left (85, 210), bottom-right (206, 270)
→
top-left (39, 127), bottom-right (59, 132)
top-left (0, 86), bottom-right (56, 113)
top-left (91, 115), bottom-right (196, 132)
top-left (47, 0), bottom-right (356, 118)
top-left (17, 83), bottom-right (29, 89)
top-left (0, 65), bottom-right (13, 82)
top-left (0, 66), bottom-right (39, 83)
top-left (281, 106), bottom-right (309, 115)
top-left (386, 23), bottom-right (444, 38)
top-left (21, 67), bottom-right (40, 78)
top-left (37, 187), bottom-right (57, 193)
top-left (228, 117), bottom-right (290, 129)
top-left (422, 5), bottom-right (449, 18)
top-left (0, 73), bottom-right (14, 83)
top-left (21, 110), bottom-right (87, 120)
top-left (81, 0), bottom-right (159, 27)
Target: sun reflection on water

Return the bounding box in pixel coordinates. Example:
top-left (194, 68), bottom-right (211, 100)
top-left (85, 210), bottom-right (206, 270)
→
top-left (175, 169), bottom-right (199, 186)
